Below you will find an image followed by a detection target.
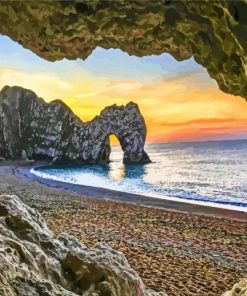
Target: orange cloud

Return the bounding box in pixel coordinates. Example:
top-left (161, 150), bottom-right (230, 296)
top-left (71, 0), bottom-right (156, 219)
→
top-left (1, 67), bottom-right (247, 144)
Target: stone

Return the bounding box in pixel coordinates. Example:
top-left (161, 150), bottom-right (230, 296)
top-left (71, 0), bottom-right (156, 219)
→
top-left (222, 278), bottom-right (247, 296)
top-left (0, 85), bottom-right (151, 164)
top-left (21, 150), bottom-right (28, 161)
top-left (0, 1), bottom-right (247, 99)
top-left (0, 194), bottom-right (167, 296)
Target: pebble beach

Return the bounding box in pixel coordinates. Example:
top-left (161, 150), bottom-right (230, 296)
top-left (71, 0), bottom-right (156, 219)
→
top-left (0, 162), bottom-right (246, 296)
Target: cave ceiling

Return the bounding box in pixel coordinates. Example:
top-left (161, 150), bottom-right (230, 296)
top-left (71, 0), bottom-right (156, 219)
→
top-left (0, 0), bottom-right (247, 99)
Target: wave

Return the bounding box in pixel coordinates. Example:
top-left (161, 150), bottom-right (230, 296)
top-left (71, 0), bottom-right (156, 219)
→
top-left (30, 165), bottom-right (247, 212)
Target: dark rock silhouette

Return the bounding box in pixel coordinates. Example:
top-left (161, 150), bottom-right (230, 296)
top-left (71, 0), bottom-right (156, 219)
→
top-left (0, 86), bottom-right (151, 164)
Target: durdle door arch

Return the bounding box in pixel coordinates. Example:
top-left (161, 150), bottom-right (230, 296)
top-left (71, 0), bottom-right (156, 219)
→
top-left (0, 86), bottom-right (151, 164)
top-left (89, 103), bottom-right (151, 164)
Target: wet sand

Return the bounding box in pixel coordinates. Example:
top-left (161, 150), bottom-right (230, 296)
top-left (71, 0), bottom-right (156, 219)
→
top-left (0, 161), bottom-right (246, 296)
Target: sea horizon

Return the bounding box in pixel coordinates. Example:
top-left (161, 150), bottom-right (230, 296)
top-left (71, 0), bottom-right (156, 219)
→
top-left (144, 138), bottom-right (247, 146)
top-left (109, 137), bottom-right (247, 147)
top-left (31, 139), bottom-right (247, 212)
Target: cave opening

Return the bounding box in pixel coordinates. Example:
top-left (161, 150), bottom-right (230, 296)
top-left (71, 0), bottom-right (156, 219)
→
top-left (0, 3), bottom-right (247, 296)
top-left (0, 34), bottom-right (247, 145)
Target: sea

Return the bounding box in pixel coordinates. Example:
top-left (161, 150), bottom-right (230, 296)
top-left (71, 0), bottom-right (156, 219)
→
top-left (31, 139), bottom-right (247, 211)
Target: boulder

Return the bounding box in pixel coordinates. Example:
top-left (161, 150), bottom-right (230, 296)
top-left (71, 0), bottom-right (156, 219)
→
top-left (0, 194), bottom-right (166, 296)
top-left (222, 279), bottom-right (247, 296)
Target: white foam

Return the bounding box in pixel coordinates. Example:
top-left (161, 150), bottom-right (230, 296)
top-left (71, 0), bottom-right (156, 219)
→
top-left (30, 168), bottom-right (247, 213)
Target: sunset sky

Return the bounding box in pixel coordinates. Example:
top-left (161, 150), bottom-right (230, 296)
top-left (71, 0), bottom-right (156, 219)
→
top-left (0, 35), bottom-right (247, 144)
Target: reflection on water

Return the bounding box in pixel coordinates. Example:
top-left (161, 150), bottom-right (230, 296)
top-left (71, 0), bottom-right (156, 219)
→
top-left (108, 162), bottom-right (126, 180)
top-left (108, 162), bottom-right (147, 181)
top-left (108, 144), bottom-right (148, 180)
top-left (31, 140), bottom-right (247, 209)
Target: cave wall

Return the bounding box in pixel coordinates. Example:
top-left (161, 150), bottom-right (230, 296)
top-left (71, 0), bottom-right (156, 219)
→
top-left (0, 1), bottom-right (247, 99)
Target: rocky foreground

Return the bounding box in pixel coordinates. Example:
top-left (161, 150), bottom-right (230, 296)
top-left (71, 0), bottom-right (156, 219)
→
top-left (0, 193), bottom-right (246, 296)
top-left (0, 166), bottom-right (246, 296)
top-left (223, 279), bottom-right (247, 296)
top-left (0, 194), bottom-right (165, 296)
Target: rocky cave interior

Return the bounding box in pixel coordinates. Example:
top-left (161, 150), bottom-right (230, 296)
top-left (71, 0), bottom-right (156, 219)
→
top-left (0, 1), bottom-right (247, 296)
top-left (0, 0), bottom-right (247, 100)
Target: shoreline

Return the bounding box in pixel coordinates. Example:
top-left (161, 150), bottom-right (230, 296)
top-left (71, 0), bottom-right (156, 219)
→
top-left (9, 161), bottom-right (247, 221)
top-left (0, 160), bottom-right (247, 295)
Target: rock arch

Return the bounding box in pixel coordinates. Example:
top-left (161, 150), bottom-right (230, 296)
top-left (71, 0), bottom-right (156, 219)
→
top-left (89, 103), bottom-right (151, 164)
top-left (0, 86), bottom-right (151, 164)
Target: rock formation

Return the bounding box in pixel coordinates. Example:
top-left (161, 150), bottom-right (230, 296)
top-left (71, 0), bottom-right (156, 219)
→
top-left (222, 279), bottom-right (247, 296)
top-left (0, 86), bottom-right (151, 164)
top-left (0, 194), bottom-right (166, 296)
top-left (0, 193), bottom-right (244, 296)
top-left (0, 1), bottom-right (247, 99)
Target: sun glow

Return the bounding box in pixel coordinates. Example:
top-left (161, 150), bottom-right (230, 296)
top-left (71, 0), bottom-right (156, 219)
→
top-left (1, 36), bottom-right (247, 144)
top-left (1, 66), bottom-right (247, 144)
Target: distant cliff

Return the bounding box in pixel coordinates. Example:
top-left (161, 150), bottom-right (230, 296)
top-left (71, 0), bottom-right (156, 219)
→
top-left (0, 86), bottom-right (151, 164)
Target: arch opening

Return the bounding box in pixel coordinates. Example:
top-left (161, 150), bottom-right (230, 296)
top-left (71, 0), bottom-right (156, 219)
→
top-left (109, 134), bottom-right (124, 163)
top-left (107, 134), bottom-right (126, 181)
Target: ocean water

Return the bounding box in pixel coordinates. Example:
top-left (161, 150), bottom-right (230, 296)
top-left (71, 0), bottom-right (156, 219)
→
top-left (31, 140), bottom-right (247, 210)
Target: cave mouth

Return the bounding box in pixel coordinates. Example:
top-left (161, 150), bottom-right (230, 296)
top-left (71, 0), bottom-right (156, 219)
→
top-left (1, 34), bottom-right (246, 146)
top-left (0, 1), bottom-right (247, 99)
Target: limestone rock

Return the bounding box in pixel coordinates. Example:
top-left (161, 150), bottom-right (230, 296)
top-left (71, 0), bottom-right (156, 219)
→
top-left (0, 194), bottom-right (166, 296)
top-left (0, 86), bottom-right (150, 164)
top-left (222, 279), bottom-right (247, 296)
top-left (0, 1), bottom-right (247, 99)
